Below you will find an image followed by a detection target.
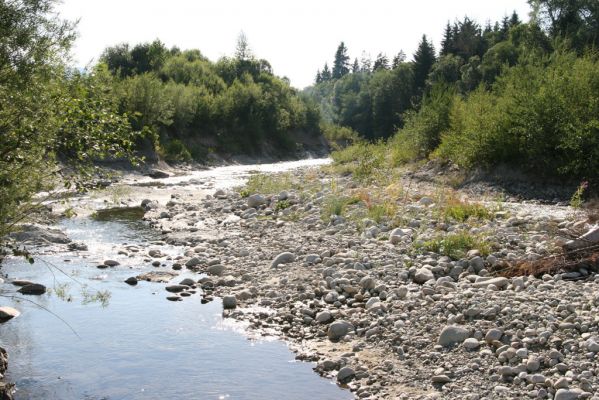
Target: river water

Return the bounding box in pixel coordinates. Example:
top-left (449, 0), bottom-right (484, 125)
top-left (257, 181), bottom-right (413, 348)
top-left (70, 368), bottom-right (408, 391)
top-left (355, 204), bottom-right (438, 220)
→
top-left (0, 159), bottom-right (351, 400)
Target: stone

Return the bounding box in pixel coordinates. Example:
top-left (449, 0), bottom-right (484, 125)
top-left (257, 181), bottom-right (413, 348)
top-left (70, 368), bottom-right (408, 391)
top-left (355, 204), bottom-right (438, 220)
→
top-left (179, 278), bottom-right (195, 286)
top-left (337, 366), bottom-right (355, 383)
top-left (463, 338), bottom-right (480, 350)
top-left (207, 264), bottom-right (225, 276)
top-left (148, 169), bottom-right (170, 179)
top-left (555, 389), bottom-right (584, 400)
top-left (18, 283), bottom-right (46, 295)
top-left (328, 320), bottom-right (354, 341)
top-left (271, 252), bottom-right (295, 268)
top-left (432, 375), bottom-right (452, 384)
top-left (222, 295), bottom-right (237, 309)
top-left (485, 328), bottom-right (503, 342)
top-left (414, 267), bottom-right (434, 284)
top-left (360, 277), bottom-right (375, 290)
top-left (124, 277), bottom-right (138, 285)
top-left (165, 285), bottom-right (187, 293)
top-left (554, 377), bottom-right (569, 389)
top-left (0, 306), bottom-right (20, 322)
top-left (438, 325), bottom-right (470, 347)
top-left (9, 224), bottom-right (71, 245)
top-left (389, 228), bottom-right (412, 244)
top-left (472, 277), bottom-right (509, 289)
top-left (104, 259), bottom-right (119, 267)
top-left (247, 194), bottom-right (267, 208)
top-left (316, 311), bottom-right (333, 323)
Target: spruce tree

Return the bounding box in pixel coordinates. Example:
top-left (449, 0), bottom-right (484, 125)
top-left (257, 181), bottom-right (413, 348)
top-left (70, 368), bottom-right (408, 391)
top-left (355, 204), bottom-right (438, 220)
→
top-left (440, 22), bottom-right (453, 55)
top-left (332, 42), bottom-right (350, 79)
top-left (413, 34), bottom-right (436, 92)
top-left (315, 69), bottom-right (322, 84)
top-left (321, 63), bottom-right (332, 81)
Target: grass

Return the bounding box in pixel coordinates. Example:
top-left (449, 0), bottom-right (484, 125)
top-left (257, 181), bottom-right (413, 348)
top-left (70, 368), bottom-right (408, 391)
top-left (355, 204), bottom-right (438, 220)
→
top-left (321, 195), bottom-right (360, 221)
top-left (416, 232), bottom-right (491, 259)
top-left (240, 173), bottom-right (296, 197)
top-left (274, 200), bottom-right (291, 211)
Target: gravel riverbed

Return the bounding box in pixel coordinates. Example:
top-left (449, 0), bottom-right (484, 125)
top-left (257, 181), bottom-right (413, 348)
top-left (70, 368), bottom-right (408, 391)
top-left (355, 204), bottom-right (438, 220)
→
top-left (7, 161), bottom-right (599, 400)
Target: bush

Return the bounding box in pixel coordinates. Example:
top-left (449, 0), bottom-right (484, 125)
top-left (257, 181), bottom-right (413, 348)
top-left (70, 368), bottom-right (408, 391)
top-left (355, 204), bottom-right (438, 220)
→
top-left (388, 84), bottom-right (455, 165)
top-left (436, 51), bottom-right (599, 179)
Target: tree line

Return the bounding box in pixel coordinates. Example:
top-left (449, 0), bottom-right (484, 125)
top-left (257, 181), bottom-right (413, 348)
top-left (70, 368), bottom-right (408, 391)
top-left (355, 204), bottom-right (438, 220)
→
top-left (0, 1), bottom-right (321, 238)
top-left (308, 0), bottom-right (599, 180)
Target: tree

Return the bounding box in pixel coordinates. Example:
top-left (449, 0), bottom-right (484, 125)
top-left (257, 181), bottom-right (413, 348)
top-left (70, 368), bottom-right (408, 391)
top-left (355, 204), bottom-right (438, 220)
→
top-left (392, 51), bottom-right (406, 68)
top-left (441, 22), bottom-right (454, 55)
top-left (315, 69), bottom-right (322, 83)
top-left (373, 53), bottom-right (389, 71)
top-left (352, 58), bottom-right (360, 73)
top-left (0, 0), bottom-right (137, 238)
top-left (529, 0), bottom-right (599, 50)
top-left (360, 51), bottom-right (372, 72)
top-left (235, 31), bottom-right (253, 60)
top-left (332, 42), bottom-right (350, 79)
top-left (321, 63), bottom-right (332, 81)
top-left (412, 35), bottom-right (436, 93)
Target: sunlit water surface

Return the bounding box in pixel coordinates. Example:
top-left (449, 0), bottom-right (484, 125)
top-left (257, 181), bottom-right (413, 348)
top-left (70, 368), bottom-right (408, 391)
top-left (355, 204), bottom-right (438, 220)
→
top-left (0, 158), bottom-right (350, 400)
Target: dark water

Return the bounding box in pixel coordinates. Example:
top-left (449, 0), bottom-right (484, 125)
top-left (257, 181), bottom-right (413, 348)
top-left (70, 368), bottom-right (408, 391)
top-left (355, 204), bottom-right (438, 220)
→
top-left (0, 217), bottom-right (350, 400)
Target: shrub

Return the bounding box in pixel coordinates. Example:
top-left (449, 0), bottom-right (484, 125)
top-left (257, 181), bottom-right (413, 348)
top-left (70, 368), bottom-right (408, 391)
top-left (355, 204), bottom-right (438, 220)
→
top-left (436, 51), bottom-right (599, 179)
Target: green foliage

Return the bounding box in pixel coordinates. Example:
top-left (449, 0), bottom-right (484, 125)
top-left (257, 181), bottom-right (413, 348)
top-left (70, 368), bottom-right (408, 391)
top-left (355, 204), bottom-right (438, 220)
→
top-left (100, 38), bottom-right (321, 160)
top-left (275, 200), bottom-right (291, 211)
top-left (389, 84), bottom-right (455, 164)
top-left (159, 139), bottom-right (192, 162)
top-left (321, 124), bottom-right (361, 149)
top-left (367, 202), bottom-right (398, 224)
top-left (413, 35), bottom-right (437, 93)
top-left (436, 51), bottom-right (599, 179)
top-left (242, 173), bottom-right (295, 195)
top-left (0, 1), bottom-right (138, 238)
top-left (418, 232), bottom-right (491, 259)
top-left (330, 141), bottom-right (387, 181)
top-left (570, 181), bottom-right (588, 208)
top-left (321, 195), bottom-right (357, 221)
top-left (441, 200), bottom-right (492, 222)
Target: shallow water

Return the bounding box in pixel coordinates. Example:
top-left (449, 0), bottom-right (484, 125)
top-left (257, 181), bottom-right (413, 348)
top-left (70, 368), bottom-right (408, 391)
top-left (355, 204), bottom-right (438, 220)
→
top-left (0, 158), bottom-right (350, 400)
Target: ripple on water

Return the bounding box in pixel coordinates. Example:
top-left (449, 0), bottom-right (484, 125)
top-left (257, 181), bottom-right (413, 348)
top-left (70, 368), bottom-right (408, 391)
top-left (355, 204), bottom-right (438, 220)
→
top-left (0, 214), bottom-right (350, 400)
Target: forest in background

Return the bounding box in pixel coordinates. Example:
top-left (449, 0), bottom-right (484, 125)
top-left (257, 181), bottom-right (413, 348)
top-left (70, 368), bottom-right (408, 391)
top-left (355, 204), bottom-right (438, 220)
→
top-left (1, 0), bottom-right (599, 239)
top-left (308, 0), bottom-right (599, 181)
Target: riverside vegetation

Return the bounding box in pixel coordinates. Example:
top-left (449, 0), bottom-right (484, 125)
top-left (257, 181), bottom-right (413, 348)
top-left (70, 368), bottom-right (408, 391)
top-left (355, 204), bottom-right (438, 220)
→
top-left (2, 0), bottom-right (599, 399)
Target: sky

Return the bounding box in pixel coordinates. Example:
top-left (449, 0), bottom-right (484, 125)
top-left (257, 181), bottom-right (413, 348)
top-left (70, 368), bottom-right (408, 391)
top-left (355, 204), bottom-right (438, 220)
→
top-left (58, 0), bottom-right (532, 89)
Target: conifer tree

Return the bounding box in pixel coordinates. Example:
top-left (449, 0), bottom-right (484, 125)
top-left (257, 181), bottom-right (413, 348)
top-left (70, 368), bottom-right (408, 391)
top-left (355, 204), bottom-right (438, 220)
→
top-left (412, 34), bottom-right (436, 92)
top-left (332, 42), bottom-right (350, 79)
top-left (321, 63), bottom-right (332, 81)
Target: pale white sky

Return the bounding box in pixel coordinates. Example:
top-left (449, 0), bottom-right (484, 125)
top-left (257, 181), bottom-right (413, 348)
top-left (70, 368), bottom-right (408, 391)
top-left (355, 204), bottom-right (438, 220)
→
top-left (59, 0), bottom-right (531, 89)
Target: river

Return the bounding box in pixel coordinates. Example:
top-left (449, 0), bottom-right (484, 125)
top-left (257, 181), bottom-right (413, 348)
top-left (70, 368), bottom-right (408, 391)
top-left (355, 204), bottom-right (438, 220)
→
top-left (0, 158), bottom-right (352, 399)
